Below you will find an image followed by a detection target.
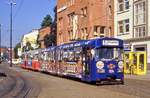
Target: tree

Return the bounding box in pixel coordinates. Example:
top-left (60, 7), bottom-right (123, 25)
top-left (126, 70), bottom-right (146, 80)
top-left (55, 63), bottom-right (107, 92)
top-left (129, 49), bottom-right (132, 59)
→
top-left (40, 6), bottom-right (57, 47)
top-left (44, 33), bottom-right (56, 48)
top-left (14, 43), bottom-right (21, 58)
top-left (22, 42), bottom-right (33, 52)
top-left (41, 14), bottom-right (53, 28)
top-left (36, 34), bottom-right (40, 48)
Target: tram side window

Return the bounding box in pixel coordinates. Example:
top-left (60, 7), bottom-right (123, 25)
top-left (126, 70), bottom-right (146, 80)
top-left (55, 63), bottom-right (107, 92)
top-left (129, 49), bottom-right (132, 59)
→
top-left (52, 51), bottom-right (55, 61)
top-left (62, 49), bottom-right (68, 61)
top-left (38, 52), bottom-right (42, 61)
top-left (82, 47), bottom-right (90, 74)
top-left (21, 54), bottom-right (25, 60)
top-left (45, 52), bottom-right (49, 61)
top-left (60, 50), bottom-right (63, 61)
top-left (41, 53), bottom-right (44, 61)
top-left (27, 53), bottom-right (32, 60)
top-left (74, 47), bottom-right (82, 61)
top-left (56, 49), bottom-right (60, 61)
top-left (27, 54), bottom-right (29, 60)
top-left (41, 52), bottom-right (48, 61)
top-left (50, 51), bottom-right (53, 61)
top-left (49, 51), bottom-right (53, 61)
top-left (48, 52), bottom-right (51, 61)
top-left (34, 54), bottom-right (38, 60)
top-left (68, 50), bottom-right (75, 61)
top-left (56, 50), bottom-right (62, 61)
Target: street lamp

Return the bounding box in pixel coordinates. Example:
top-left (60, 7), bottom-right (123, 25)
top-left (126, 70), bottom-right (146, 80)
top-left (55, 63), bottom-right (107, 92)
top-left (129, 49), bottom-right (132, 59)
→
top-left (9, 1), bottom-right (16, 67)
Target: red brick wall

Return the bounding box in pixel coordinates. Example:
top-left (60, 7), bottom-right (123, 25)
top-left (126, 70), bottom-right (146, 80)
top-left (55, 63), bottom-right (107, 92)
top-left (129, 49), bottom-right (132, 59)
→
top-left (57, 0), bottom-right (114, 45)
top-left (39, 27), bottom-right (51, 48)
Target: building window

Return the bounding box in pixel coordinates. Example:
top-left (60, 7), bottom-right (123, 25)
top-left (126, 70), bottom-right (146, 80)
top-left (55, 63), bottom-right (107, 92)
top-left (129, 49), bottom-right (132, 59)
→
top-left (68, 13), bottom-right (75, 27)
top-left (108, 5), bottom-right (112, 18)
top-left (134, 25), bottom-right (146, 38)
top-left (58, 17), bottom-right (63, 32)
top-left (81, 28), bottom-right (88, 40)
top-left (81, 7), bottom-right (87, 17)
top-left (125, 19), bottom-right (129, 32)
top-left (94, 26), bottom-right (105, 37)
top-left (68, 30), bottom-right (73, 41)
top-left (118, 19), bottom-right (129, 35)
top-left (134, 1), bottom-right (146, 25)
top-left (125, 0), bottom-right (129, 9)
top-left (118, 0), bottom-right (129, 12)
top-left (134, 1), bottom-right (147, 38)
top-left (67, 0), bottom-right (75, 7)
top-left (108, 27), bottom-right (112, 37)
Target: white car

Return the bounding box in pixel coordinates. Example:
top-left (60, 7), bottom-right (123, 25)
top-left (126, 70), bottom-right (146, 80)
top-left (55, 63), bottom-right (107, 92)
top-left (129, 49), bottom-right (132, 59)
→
top-left (12, 59), bottom-right (20, 65)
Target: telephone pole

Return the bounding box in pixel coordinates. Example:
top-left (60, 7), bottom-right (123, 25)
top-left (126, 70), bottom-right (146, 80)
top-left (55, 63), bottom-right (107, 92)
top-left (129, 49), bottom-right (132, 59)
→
top-left (0, 24), bottom-right (1, 64)
top-left (9, 1), bottom-right (16, 67)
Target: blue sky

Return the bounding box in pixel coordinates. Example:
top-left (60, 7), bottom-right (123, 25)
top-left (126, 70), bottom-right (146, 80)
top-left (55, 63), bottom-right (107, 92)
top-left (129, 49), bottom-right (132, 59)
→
top-left (0, 0), bottom-right (56, 47)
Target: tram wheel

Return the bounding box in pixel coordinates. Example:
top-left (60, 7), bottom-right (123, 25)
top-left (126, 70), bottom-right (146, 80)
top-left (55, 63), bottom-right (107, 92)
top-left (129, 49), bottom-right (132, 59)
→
top-left (120, 80), bottom-right (124, 85)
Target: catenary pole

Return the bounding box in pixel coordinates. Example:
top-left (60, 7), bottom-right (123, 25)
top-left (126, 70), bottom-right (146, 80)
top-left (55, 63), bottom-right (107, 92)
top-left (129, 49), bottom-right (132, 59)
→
top-left (9, 1), bottom-right (16, 67)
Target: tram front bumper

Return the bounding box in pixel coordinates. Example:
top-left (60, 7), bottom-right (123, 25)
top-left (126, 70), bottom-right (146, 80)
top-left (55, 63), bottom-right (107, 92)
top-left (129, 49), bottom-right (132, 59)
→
top-left (96, 73), bottom-right (124, 82)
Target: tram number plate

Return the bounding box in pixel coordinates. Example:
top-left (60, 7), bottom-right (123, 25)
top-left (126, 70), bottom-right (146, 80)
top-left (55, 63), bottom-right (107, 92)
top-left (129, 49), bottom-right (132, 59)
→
top-left (109, 70), bottom-right (114, 73)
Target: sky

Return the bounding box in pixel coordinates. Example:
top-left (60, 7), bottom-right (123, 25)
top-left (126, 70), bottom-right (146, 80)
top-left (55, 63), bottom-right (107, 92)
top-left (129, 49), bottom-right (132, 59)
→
top-left (0, 0), bottom-right (56, 47)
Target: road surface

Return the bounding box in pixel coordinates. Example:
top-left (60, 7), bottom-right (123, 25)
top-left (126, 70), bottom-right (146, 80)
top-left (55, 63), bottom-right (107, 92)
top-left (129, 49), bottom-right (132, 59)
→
top-left (0, 63), bottom-right (150, 98)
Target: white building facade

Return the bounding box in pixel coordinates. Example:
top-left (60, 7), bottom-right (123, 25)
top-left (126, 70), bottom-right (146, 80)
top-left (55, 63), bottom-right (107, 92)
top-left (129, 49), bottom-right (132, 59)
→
top-left (114, 0), bottom-right (150, 69)
top-left (21, 29), bottom-right (39, 51)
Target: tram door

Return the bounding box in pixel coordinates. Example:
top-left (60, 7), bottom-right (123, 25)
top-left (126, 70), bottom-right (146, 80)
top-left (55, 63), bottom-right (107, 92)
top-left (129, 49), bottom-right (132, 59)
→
top-left (82, 47), bottom-right (90, 76)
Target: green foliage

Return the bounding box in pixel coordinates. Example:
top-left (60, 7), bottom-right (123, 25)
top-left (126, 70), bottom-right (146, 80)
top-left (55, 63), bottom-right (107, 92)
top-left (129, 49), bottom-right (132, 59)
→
top-left (22, 42), bottom-right (34, 52)
top-left (41, 14), bottom-right (53, 28)
top-left (36, 34), bottom-right (40, 48)
top-left (14, 43), bottom-right (21, 58)
top-left (44, 33), bottom-right (56, 48)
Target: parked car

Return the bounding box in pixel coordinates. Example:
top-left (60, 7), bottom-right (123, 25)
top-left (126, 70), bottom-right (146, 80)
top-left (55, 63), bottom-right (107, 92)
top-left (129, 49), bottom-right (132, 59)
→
top-left (12, 59), bottom-right (20, 65)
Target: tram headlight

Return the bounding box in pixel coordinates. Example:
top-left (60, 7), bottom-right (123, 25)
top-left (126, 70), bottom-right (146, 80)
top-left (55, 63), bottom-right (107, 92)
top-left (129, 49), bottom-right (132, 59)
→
top-left (96, 61), bottom-right (104, 69)
top-left (118, 61), bottom-right (123, 69)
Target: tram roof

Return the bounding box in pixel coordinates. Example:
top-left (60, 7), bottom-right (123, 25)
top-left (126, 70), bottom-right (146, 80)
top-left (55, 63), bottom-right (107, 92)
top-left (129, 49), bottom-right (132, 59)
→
top-left (59, 37), bottom-right (123, 49)
top-left (39, 37), bottom-right (123, 51)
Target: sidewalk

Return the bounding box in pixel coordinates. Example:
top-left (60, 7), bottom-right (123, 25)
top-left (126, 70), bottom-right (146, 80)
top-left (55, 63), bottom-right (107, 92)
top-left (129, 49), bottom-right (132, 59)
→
top-left (125, 70), bottom-right (150, 81)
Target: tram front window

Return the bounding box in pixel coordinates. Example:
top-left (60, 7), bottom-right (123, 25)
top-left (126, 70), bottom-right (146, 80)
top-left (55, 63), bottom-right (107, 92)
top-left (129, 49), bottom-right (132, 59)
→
top-left (95, 48), bottom-right (123, 60)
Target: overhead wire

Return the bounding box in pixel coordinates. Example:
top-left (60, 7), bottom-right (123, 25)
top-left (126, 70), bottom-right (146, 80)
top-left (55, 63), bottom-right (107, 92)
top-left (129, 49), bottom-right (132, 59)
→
top-left (13, 0), bottom-right (24, 20)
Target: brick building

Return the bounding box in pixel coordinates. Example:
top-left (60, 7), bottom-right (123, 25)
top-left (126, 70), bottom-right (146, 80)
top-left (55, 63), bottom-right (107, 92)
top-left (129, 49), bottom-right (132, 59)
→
top-left (57, 0), bottom-right (114, 45)
top-left (38, 27), bottom-right (51, 48)
top-left (21, 29), bottom-right (39, 52)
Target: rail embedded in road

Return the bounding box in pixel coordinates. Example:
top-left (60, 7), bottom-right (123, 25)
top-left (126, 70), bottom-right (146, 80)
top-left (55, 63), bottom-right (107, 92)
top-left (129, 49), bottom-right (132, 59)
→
top-left (0, 63), bottom-right (40, 98)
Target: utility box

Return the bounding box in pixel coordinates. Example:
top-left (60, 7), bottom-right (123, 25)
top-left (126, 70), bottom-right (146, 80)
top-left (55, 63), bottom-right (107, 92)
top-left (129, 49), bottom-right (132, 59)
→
top-left (124, 51), bottom-right (147, 75)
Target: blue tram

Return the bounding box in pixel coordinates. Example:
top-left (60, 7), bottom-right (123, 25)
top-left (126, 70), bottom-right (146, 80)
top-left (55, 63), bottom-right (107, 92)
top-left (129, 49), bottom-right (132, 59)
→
top-left (38, 37), bottom-right (124, 84)
top-left (22, 37), bottom-right (124, 84)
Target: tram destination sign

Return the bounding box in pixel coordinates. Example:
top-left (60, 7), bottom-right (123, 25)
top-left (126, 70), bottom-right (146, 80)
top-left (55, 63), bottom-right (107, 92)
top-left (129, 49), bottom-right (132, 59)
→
top-left (102, 40), bottom-right (119, 46)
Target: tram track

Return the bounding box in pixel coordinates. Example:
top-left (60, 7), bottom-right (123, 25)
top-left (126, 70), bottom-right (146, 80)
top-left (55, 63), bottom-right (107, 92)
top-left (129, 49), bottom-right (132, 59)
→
top-left (0, 63), bottom-right (41, 98)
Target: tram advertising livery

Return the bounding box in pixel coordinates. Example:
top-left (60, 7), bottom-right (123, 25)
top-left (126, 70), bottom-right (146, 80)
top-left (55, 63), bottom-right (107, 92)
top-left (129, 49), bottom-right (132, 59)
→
top-left (21, 37), bottom-right (124, 84)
